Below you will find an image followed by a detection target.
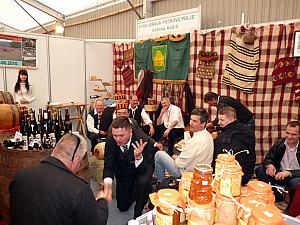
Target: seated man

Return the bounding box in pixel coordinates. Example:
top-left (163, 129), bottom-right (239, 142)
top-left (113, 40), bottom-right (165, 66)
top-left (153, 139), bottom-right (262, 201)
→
top-left (128, 94), bottom-right (155, 136)
top-left (213, 107), bottom-right (256, 185)
top-left (154, 108), bottom-right (214, 181)
top-left (154, 96), bottom-right (185, 156)
top-left (103, 117), bottom-right (155, 219)
top-left (87, 98), bottom-right (107, 154)
top-left (255, 121), bottom-right (300, 197)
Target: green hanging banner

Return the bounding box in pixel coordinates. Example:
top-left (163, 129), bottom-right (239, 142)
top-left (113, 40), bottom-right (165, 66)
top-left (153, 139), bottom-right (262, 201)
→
top-left (135, 33), bottom-right (190, 81)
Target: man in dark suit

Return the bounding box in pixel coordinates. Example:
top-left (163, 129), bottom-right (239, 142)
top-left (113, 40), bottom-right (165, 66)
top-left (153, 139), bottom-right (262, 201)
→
top-left (204, 92), bottom-right (254, 131)
top-left (103, 117), bottom-right (155, 219)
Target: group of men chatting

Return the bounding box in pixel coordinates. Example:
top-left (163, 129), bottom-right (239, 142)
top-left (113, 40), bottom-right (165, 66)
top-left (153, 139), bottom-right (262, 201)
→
top-left (9, 92), bottom-right (300, 224)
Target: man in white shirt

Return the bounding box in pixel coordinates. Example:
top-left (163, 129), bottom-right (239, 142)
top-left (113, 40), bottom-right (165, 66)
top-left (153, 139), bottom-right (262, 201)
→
top-left (154, 108), bottom-right (214, 181)
top-left (86, 99), bottom-right (107, 154)
top-left (128, 94), bottom-right (155, 136)
top-left (256, 121), bottom-right (300, 197)
top-left (155, 96), bottom-right (185, 156)
top-left (102, 117), bottom-right (155, 219)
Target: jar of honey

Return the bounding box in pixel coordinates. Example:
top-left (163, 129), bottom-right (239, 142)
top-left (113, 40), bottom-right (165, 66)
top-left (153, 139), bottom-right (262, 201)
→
top-left (155, 189), bottom-right (181, 225)
top-left (246, 180), bottom-right (275, 204)
top-left (219, 164), bottom-right (243, 197)
top-left (186, 197), bottom-right (215, 225)
top-left (237, 196), bottom-right (268, 225)
top-left (248, 205), bottom-right (283, 225)
top-left (189, 164), bottom-right (213, 204)
top-left (215, 192), bottom-right (239, 225)
top-left (179, 172), bottom-right (193, 205)
top-left (215, 154), bottom-right (236, 177)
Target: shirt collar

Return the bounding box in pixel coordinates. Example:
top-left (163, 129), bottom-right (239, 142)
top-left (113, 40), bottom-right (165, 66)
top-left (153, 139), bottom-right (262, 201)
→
top-left (129, 104), bottom-right (137, 110)
top-left (123, 137), bottom-right (132, 149)
top-left (93, 108), bottom-right (102, 116)
top-left (284, 140), bottom-right (299, 151)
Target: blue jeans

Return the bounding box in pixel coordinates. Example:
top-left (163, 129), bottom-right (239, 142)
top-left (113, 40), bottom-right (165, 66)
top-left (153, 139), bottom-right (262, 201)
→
top-left (255, 164), bottom-right (300, 189)
top-left (154, 151), bottom-right (181, 181)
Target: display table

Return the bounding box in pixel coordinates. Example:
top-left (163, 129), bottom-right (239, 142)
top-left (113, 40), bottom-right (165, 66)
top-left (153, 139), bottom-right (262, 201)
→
top-left (48, 102), bottom-right (87, 138)
top-left (0, 145), bottom-right (90, 223)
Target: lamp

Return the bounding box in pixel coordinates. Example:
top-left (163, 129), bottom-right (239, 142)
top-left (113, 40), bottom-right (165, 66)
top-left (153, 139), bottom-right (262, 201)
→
top-left (55, 21), bottom-right (64, 34)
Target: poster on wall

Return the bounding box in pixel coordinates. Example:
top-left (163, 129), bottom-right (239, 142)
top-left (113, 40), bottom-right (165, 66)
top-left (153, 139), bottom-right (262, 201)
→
top-left (0, 34), bottom-right (37, 68)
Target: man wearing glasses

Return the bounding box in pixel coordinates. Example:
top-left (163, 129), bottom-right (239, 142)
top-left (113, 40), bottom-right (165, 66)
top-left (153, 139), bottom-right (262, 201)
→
top-left (10, 133), bottom-right (108, 225)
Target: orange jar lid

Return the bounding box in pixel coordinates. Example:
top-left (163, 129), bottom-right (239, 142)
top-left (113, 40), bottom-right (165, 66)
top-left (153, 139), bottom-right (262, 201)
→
top-left (247, 180), bottom-right (272, 194)
top-left (188, 196), bottom-right (215, 209)
top-left (195, 164), bottom-right (213, 173)
top-left (215, 191), bottom-right (240, 204)
top-left (217, 154), bottom-right (235, 162)
top-left (240, 196), bottom-right (268, 210)
top-left (223, 164), bottom-right (242, 173)
top-left (251, 205), bottom-right (283, 224)
top-left (158, 188), bottom-right (180, 205)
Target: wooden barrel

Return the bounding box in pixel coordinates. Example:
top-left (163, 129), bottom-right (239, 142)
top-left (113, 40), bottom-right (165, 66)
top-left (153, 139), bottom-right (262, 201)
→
top-left (0, 104), bottom-right (20, 130)
top-left (0, 91), bottom-right (14, 104)
top-left (0, 146), bottom-right (90, 223)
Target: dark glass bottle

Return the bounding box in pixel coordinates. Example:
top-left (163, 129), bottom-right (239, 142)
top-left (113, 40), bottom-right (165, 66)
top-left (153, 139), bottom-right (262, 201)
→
top-left (53, 112), bottom-right (61, 142)
top-left (64, 108), bottom-right (72, 133)
top-left (58, 110), bottom-right (64, 137)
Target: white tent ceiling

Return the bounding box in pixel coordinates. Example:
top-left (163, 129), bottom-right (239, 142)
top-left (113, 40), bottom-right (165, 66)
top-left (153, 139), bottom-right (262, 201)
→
top-left (0, 0), bottom-right (125, 32)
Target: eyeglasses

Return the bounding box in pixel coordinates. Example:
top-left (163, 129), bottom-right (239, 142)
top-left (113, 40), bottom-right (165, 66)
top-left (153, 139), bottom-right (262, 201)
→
top-left (71, 134), bottom-right (81, 161)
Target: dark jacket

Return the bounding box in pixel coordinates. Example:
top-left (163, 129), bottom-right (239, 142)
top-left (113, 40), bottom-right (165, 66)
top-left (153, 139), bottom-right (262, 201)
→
top-left (129, 105), bottom-right (143, 125)
top-left (213, 120), bottom-right (256, 185)
top-left (10, 156), bottom-right (108, 225)
top-left (264, 138), bottom-right (300, 177)
top-left (103, 129), bottom-right (155, 180)
top-left (212, 96), bottom-right (253, 126)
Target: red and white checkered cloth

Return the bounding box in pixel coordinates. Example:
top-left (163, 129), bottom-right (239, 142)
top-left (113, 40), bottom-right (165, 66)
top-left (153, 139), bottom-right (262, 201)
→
top-left (189, 22), bottom-right (300, 163)
top-left (114, 22), bottom-right (300, 163)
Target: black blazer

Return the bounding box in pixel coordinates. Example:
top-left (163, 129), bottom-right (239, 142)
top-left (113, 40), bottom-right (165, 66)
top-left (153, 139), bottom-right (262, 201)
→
top-left (103, 129), bottom-right (155, 180)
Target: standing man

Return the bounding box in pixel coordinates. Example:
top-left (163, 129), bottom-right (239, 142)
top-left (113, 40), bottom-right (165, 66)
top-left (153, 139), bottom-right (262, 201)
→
top-left (128, 94), bottom-right (155, 136)
top-left (154, 108), bottom-right (214, 181)
top-left (256, 121), bottom-right (300, 200)
top-left (87, 98), bottom-right (107, 154)
top-left (204, 92), bottom-right (254, 131)
top-left (213, 107), bottom-right (256, 185)
top-left (10, 133), bottom-right (108, 225)
top-left (155, 96), bottom-right (185, 156)
top-left (103, 117), bottom-right (155, 219)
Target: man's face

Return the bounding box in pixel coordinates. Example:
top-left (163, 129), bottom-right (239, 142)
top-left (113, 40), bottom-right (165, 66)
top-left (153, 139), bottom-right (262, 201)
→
top-left (130, 95), bottom-right (139, 109)
top-left (95, 101), bottom-right (105, 114)
top-left (161, 98), bottom-right (171, 109)
top-left (112, 127), bottom-right (132, 146)
top-left (189, 115), bottom-right (204, 132)
top-left (285, 125), bottom-right (300, 146)
top-left (218, 114), bottom-right (234, 128)
top-left (206, 99), bottom-right (217, 107)
top-left (116, 109), bottom-right (129, 117)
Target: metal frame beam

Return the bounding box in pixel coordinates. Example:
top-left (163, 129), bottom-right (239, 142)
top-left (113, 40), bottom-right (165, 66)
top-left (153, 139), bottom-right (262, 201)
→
top-left (20, 0), bottom-right (66, 21)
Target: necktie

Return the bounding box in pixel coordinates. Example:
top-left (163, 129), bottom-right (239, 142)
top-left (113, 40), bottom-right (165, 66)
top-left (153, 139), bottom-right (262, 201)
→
top-left (122, 145), bottom-right (129, 154)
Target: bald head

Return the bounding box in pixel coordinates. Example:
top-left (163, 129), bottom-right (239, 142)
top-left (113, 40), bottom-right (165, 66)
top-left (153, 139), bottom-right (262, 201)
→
top-left (52, 133), bottom-right (87, 172)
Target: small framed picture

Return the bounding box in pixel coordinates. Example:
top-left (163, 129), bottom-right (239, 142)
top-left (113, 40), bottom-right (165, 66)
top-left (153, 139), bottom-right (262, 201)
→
top-left (293, 31), bottom-right (300, 57)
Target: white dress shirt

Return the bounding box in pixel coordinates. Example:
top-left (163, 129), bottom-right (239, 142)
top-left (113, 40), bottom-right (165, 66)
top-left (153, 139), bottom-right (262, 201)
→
top-left (162, 104), bottom-right (184, 129)
top-left (86, 109), bottom-right (101, 134)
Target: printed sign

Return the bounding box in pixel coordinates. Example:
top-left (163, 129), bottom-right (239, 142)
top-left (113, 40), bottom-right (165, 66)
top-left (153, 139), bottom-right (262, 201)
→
top-left (136, 7), bottom-right (201, 40)
top-left (0, 34), bottom-right (37, 68)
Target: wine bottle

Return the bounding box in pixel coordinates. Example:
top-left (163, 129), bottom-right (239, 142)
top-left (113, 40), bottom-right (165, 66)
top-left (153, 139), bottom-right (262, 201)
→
top-left (22, 115), bottom-right (29, 150)
top-left (58, 110), bottom-right (64, 137)
top-left (53, 112), bottom-right (61, 142)
top-left (64, 108), bottom-right (72, 133)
